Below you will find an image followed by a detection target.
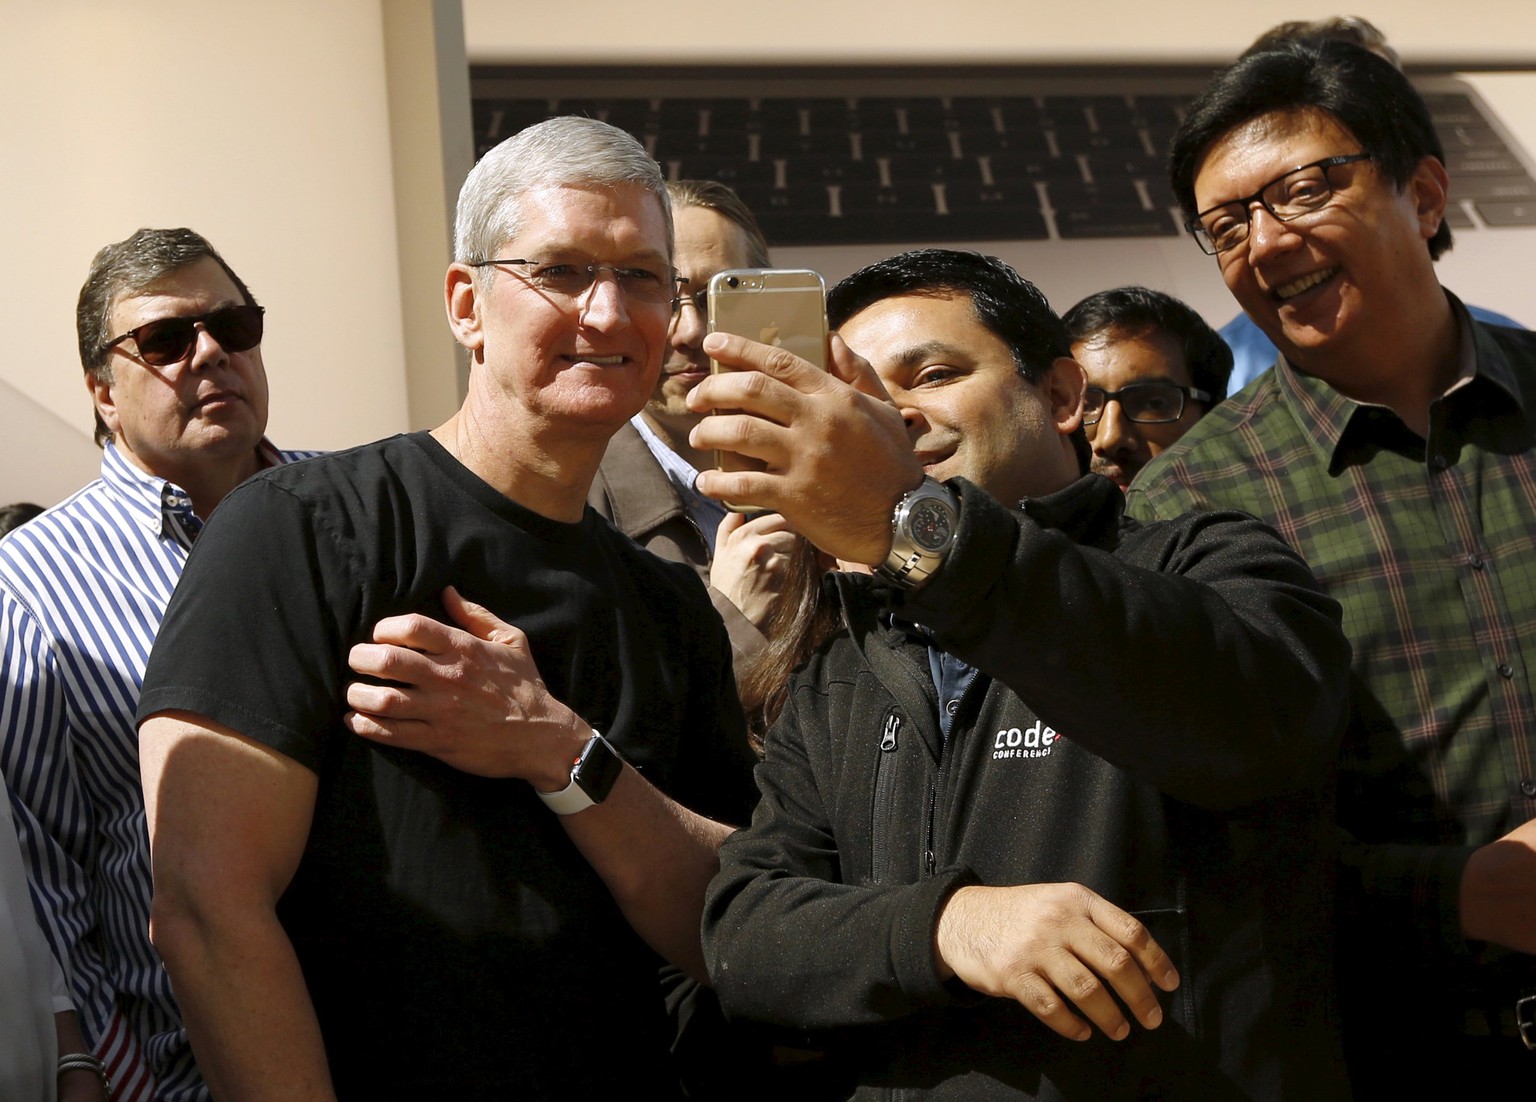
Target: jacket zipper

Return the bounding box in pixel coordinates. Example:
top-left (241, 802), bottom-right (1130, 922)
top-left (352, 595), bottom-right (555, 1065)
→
top-left (923, 728), bottom-right (952, 877)
top-left (870, 711), bottom-right (901, 883)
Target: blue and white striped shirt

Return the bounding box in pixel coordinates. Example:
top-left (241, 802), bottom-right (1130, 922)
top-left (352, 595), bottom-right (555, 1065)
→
top-left (0, 440), bottom-right (312, 1102)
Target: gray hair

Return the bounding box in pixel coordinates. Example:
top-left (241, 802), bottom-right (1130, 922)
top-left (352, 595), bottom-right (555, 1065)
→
top-left (76, 227), bottom-right (257, 446)
top-left (454, 116), bottom-right (671, 264)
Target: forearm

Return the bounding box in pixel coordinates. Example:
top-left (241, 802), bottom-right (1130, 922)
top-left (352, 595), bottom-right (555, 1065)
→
top-left (152, 896), bottom-right (335, 1102)
top-left (706, 836), bottom-right (969, 1028)
top-left (55, 1011), bottom-right (108, 1102)
top-left (560, 764), bottom-right (734, 983)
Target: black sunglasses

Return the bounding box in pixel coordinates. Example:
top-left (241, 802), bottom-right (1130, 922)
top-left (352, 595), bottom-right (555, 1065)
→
top-left (103, 304), bottom-right (265, 367)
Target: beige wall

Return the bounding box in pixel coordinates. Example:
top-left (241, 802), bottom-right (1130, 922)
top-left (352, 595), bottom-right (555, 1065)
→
top-left (464, 0), bottom-right (1536, 65)
top-left (0, 0), bottom-right (468, 506)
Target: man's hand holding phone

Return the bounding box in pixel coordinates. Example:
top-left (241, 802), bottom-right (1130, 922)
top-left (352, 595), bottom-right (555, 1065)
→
top-left (688, 328), bottom-right (923, 568)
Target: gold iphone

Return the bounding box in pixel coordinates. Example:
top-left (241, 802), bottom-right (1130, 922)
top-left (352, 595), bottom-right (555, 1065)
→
top-left (707, 269), bottom-right (828, 510)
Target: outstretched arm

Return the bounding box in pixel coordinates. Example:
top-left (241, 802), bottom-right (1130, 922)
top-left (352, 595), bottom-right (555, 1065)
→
top-left (139, 712), bottom-right (333, 1102)
top-left (344, 587), bottom-right (733, 982)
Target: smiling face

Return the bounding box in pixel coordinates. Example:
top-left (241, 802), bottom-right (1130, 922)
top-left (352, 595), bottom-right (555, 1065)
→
top-left (1193, 108), bottom-right (1446, 382)
top-left (449, 182), bottom-right (673, 444)
top-left (92, 256), bottom-right (269, 488)
top-left (1073, 327), bottom-right (1204, 491)
top-left (836, 291), bottom-right (1084, 506)
top-left (649, 204), bottom-right (758, 430)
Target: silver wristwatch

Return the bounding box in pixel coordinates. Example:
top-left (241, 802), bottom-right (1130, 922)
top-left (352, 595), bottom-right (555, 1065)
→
top-left (875, 477), bottom-right (960, 591)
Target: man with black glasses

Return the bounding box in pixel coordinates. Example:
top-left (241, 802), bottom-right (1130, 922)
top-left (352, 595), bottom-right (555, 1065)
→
top-left (1129, 39), bottom-right (1536, 1090)
top-left (137, 118), bottom-right (756, 1099)
top-left (1062, 287), bottom-right (1231, 491)
top-left (0, 227), bottom-right (311, 1101)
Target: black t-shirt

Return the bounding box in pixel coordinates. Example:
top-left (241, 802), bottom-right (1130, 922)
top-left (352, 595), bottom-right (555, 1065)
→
top-left (140, 432), bottom-right (756, 1099)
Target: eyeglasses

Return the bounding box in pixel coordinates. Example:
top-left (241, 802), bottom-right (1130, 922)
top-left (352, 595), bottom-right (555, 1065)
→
top-left (1082, 382), bottom-right (1212, 425)
top-left (672, 278), bottom-right (709, 315)
top-left (468, 257), bottom-right (680, 306)
top-left (1187, 153), bottom-right (1371, 255)
top-left (103, 304), bottom-right (265, 367)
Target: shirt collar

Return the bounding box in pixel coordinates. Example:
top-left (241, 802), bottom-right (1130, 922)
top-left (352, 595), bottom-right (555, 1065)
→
top-left (630, 414), bottom-right (727, 550)
top-left (1270, 292), bottom-right (1517, 468)
top-left (99, 438), bottom-right (287, 546)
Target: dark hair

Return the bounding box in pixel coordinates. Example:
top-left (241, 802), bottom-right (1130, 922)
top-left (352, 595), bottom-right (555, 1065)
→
top-left (829, 249), bottom-right (1089, 474)
top-left (1169, 39), bottom-right (1451, 261)
top-left (0, 502), bottom-right (45, 538)
top-left (740, 538), bottom-right (842, 752)
top-left (667, 179), bottom-right (772, 267)
top-left (77, 228), bottom-right (258, 447)
top-left (1243, 15), bottom-right (1400, 68)
top-left (1063, 286), bottom-right (1233, 403)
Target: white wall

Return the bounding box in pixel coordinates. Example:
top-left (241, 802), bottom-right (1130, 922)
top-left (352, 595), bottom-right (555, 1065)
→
top-left (0, 0), bottom-right (468, 506)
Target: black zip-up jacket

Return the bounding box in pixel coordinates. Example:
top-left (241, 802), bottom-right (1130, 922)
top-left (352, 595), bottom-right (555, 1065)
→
top-left (703, 475), bottom-right (1353, 1100)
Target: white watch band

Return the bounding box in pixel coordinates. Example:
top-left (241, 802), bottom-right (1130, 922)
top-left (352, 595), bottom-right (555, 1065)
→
top-left (537, 730), bottom-right (621, 815)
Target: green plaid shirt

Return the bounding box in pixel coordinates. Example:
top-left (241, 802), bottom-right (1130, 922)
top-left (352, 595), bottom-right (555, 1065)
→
top-left (1127, 300), bottom-right (1536, 988)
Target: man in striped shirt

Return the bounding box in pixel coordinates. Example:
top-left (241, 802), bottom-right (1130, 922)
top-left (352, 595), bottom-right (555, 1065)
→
top-left (0, 227), bottom-right (310, 1101)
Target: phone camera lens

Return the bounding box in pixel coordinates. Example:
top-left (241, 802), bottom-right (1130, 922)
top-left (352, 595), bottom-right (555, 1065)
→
top-left (726, 276), bottom-right (739, 288)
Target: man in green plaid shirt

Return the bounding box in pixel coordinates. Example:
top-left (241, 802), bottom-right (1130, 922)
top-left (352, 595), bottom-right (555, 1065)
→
top-left (1128, 39), bottom-right (1536, 1092)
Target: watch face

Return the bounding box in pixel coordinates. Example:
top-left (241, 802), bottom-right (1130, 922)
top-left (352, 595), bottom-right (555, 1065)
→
top-left (909, 498), bottom-right (954, 553)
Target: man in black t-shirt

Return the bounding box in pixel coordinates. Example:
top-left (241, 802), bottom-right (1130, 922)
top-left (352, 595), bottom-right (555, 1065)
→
top-left (136, 118), bottom-right (756, 1099)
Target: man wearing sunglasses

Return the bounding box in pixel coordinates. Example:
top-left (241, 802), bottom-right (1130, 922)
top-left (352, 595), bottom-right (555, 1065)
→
top-left (1129, 40), bottom-right (1536, 1091)
top-left (1062, 287), bottom-right (1232, 492)
top-left (136, 118), bottom-right (757, 1099)
top-left (0, 227), bottom-right (311, 1101)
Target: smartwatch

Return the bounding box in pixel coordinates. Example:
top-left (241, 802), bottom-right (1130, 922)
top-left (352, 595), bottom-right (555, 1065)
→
top-left (875, 477), bottom-right (960, 591)
top-left (537, 731), bottom-right (625, 815)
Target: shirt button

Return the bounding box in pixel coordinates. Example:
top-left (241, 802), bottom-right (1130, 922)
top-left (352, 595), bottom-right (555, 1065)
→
top-left (1431, 455), bottom-right (1449, 471)
top-left (945, 699), bottom-right (959, 716)
top-left (1498, 663), bottom-right (1515, 679)
top-left (1521, 779), bottom-right (1536, 799)
top-left (1466, 552), bottom-right (1484, 570)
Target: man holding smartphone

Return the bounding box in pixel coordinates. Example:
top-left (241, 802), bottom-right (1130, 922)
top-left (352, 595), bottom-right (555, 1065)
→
top-left (689, 249), bottom-right (1352, 1099)
top-left (587, 180), bottom-right (797, 702)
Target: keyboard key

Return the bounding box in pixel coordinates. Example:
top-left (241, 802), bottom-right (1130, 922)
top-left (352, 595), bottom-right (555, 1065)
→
top-left (883, 156), bottom-right (984, 184)
top-left (755, 99), bottom-right (854, 134)
top-left (836, 183), bottom-right (938, 216)
top-left (672, 159), bottom-right (778, 187)
top-left (476, 99), bottom-right (554, 142)
top-left (1455, 174), bottom-right (1536, 201)
top-left (1056, 206), bottom-right (1177, 238)
top-left (990, 150), bottom-right (1083, 184)
top-left (961, 129), bottom-right (1051, 156)
top-left (1475, 200), bottom-right (1536, 226)
top-left (1048, 177), bottom-right (1143, 209)
top-left (945, 182), bottom-right (1044, 214)
top-left (653, 131), bottom-right (751, 159)
top-left (758, 131), bottom-right (855, 158)
top-left (861, 131), bottom-right (956, 158)
top-left (1443, 204), bottom-right (1476, 230)
top-left (1445, 150), bottom-right (1529, 176)
top-left (780, 157), bottom-right (881, 186)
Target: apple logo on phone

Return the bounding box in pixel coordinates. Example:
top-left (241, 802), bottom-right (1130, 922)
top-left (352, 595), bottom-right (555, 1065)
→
top-left (759, 324), bottom-right (782, 347)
